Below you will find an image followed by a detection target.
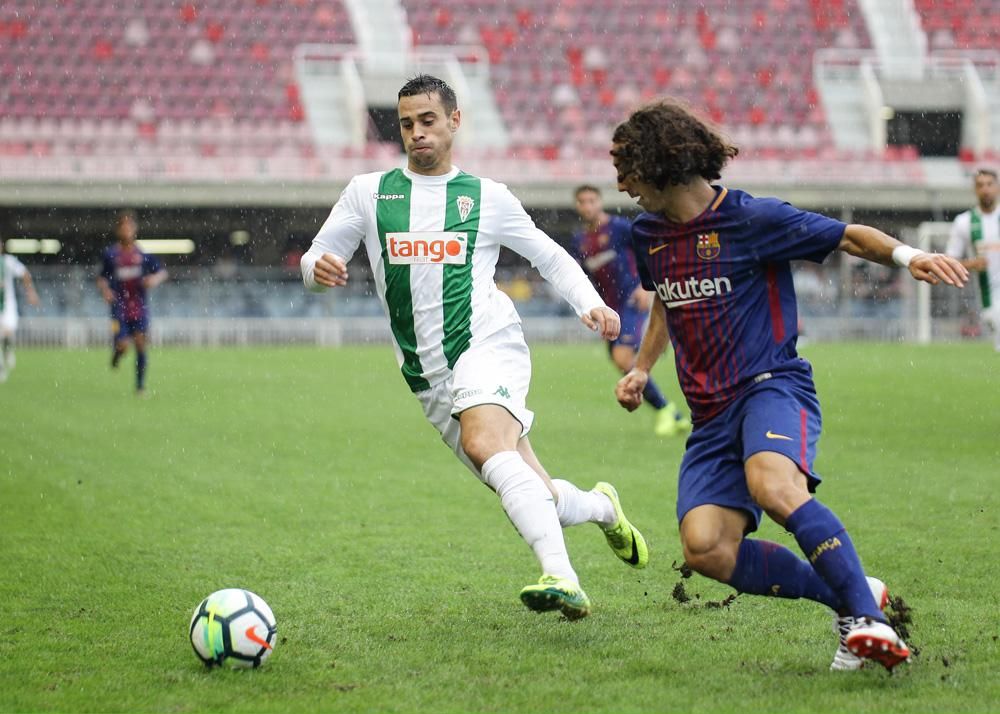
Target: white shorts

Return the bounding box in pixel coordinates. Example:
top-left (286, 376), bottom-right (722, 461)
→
top-left (0, 305), bottom-right (17, 334)
top-left (416, 323), bottom-right (535, 476)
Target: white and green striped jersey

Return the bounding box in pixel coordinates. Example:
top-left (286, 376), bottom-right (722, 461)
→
top-left (302, 166), bottom-right (605, 391)
top-left (1, 254), bottom-right (27, 315)
top-left (947, 207), bottom-right (1000, 309)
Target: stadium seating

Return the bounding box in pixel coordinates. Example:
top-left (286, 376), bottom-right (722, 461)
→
top-left (403, 0), bottom-right (872, 158)
top-left (0, 0), bottom-right (931, 177)
top-left (915, 0), bottom-right (1000, 50)
top-left (0, 0), bottom-right (352, 158)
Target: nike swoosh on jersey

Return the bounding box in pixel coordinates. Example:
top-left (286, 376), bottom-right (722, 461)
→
top-left (649, 243), bottom-right (669, 255)
top-left (765, 430), bottom-right (793, 441)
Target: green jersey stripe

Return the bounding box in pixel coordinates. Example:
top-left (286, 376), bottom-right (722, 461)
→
top-left (971, 209), bottom-right (992, 308)
top-left (442, 173), bottom-right (482, 369)
top-left (376, 170), bottom-right (431, 392)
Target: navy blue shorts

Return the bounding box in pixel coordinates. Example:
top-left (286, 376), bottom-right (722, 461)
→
top-left (112, 314), bottom-right (149, 340)
top-left (609, 304), bottom-right (647, 350)
top-left (676, 374), bottom-right (823, 533)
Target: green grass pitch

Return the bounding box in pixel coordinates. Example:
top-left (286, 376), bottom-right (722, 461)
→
top-left (1, 342), bottom-right (997, 713)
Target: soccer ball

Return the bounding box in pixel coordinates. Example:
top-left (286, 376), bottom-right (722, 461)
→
top-left (189, 588), bottom-right (277, 668)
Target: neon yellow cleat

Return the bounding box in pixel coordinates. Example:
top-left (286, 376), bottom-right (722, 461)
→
top-left (654, 408), bottom-right (691, 437)
top-left (519, 575), bottom-right (591, 620)
top-left (654, 408), bottom-right (678, 437)
top-left (593, 481), bottom-right (649, 569)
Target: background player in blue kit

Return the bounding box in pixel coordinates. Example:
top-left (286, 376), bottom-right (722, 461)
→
top-left (572, 185), bottom-right (689, 436)
top-left (610, 99), bottom-right (968, 671)
top-left (96, 209), bottom-right (168, 396)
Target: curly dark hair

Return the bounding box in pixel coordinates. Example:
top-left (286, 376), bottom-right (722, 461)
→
top-left (611, 99), bottom-right (738, 189)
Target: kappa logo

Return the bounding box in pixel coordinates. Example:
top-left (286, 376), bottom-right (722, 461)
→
top-left (493, 385), bottom-right (511, 399)
top-left (373, 192), bottom-right (406, 200)
top-left (386, 232), bottom-right (468, 265)
top-left (696, 232), bottom-right (721, 260)
top-left (456, 195), bottom-right (475, 222)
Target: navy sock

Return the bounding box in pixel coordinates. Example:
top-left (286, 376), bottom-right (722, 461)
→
top-left (727, 538), bottom-right (840, 609)
top-left (642, 376), bottom-right (668, 410)
top-left (785, 499), bottom-right (885, 621)
top-left (136, 351), bottom-right (147, 390)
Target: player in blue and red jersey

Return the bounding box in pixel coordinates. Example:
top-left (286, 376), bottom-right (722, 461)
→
top-left (610, 99), bottom-right (968, 671)
top-left (572, 185), bottom-right (690, 437)
top-left (96, 209), bottom-right (168, 395)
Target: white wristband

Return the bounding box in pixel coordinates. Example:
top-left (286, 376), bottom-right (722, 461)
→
top-left (892, 245), bottom-right (924, 267)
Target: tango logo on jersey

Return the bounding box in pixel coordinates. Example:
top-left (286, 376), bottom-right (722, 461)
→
top-left (456, 195), bottom-right (475, 222)
top-left (696, 232), bottom-right (721, 260)
top-left (386, 232), bottom-right (468, 265)
top-left (655, 275), bottom-right (733, 308)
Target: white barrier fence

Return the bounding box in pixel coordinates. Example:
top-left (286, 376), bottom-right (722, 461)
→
top-left (14, 315), bottom-right (956, 349)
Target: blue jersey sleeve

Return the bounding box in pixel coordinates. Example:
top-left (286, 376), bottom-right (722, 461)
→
top-left (751, 199), bottom-right (846, 264)
top-left (99, 248), bottom-right (114, 282)
top-left (141, 252), bottom-right (163, 276)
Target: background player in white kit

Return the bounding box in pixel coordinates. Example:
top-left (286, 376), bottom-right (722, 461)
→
top-left (946, 168), bottom-right (1000, 352)
top-left (301, 75), bottom-right (648, 619)
top-left (0, 238), bottom-right (40, 382)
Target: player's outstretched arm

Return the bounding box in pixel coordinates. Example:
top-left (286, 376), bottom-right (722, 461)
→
top-left (616, 299), bottom-right (668, 412)
top-left (838, 224), bottom-right (968, 287)
top-left (143, 269), bottom-right (168, 289)
top-left (22, 270), bottom-right (40, 306)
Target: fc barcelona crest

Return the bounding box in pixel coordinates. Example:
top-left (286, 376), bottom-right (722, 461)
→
top-left (696, 232), bottom-right (721, 260)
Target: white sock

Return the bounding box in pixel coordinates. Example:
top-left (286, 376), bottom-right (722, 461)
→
top-left (482, 451), bottom-right (578, 584)
top-left (552, 479), bottom-right (616, 527)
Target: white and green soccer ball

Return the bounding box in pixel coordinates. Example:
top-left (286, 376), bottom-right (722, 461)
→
top-left (189, 589), bottom-right (277, 668)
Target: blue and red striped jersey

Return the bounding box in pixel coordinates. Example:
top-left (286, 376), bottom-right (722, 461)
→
top-left (630, 186), bottom-right (845, 424)
top-left (571, 214), bottom-right (641, 313)
top-left (100, 245), bottom-right (162, 322)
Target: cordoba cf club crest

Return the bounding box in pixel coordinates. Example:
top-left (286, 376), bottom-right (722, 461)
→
top-left (456, 195), bottom-right (475, 222)
top-left (696, 232), bottom-right (721, 260)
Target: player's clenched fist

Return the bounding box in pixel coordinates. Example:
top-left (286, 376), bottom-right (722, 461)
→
top-left (616, 368), bottom-right (649, 412)
top-left (314, 253), bottom-right (349, 288)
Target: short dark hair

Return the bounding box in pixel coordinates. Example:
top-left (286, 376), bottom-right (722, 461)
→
top-left (975, 167), bottom-right (998, 180)
top-left (611, 98), bottom-right (738, 189)
top-left (398, 74), bottom-right (458, 115)
top-left (116, 208), bottom-right (138, 225)
top-left (574, 184), bottom-right (601, 198)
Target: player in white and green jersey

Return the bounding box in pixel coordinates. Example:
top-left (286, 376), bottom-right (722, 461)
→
top-left (946, 168), bottom-right (1000, 352)
top-left (0, 237), bottom-right (40, 382)
top-left (302, 75), bottom-right (649, 619)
